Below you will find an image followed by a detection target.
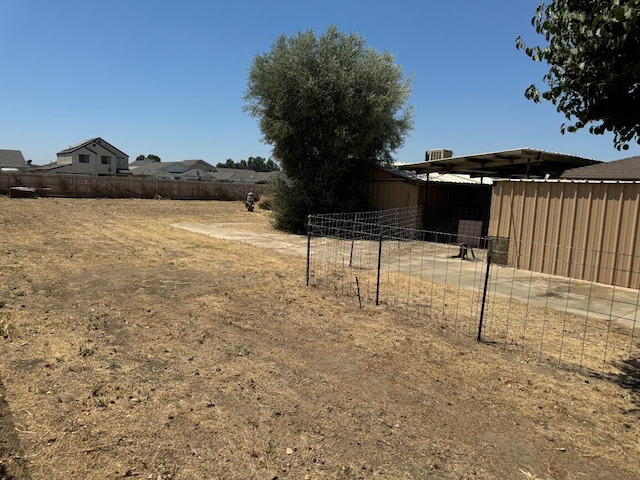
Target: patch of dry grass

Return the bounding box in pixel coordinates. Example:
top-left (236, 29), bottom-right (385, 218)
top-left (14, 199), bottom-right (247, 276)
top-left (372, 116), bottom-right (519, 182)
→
top-left (0, 197), bottom-right (638, 479)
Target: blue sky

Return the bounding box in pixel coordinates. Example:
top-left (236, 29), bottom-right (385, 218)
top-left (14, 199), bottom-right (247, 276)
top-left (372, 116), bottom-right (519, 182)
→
top-left (1, 0), bottom-right (637, 165)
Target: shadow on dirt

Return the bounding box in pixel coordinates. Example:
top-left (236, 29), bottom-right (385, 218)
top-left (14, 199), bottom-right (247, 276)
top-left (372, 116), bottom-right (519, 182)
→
top-left (0, 377), bottom-right (30, 479)
top-left (606, 354), bottom-right (640, 414)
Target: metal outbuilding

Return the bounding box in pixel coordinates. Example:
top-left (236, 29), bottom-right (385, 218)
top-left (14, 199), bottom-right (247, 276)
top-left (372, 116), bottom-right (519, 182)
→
top-left (489, 157), bottom-right (640, 289)
top-left (366, 166), bottom-right (493, 235)
top-left (390, 148), bottom-right (599, 238)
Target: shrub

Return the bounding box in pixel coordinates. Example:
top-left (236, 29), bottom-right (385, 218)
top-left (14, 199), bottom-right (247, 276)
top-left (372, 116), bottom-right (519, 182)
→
top-left (257, 195), bottom-right (272, 210)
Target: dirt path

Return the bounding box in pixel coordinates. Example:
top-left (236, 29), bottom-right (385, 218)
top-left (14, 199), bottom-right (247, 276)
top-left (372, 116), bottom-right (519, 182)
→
top-left (174, 222), bottom-right (308, 256)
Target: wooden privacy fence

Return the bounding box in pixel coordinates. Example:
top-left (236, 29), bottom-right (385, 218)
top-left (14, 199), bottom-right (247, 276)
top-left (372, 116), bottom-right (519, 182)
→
top-left (0, 172), bottom-right (269, 201)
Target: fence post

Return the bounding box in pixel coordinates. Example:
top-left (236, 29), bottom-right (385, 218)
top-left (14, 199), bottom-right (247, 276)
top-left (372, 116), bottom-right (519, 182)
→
top-left (349, 213), bottom-right (358, 267)
top-left (375, 228), bottom-right (384, 305)
top-left (306, 215), bottom-right (312, 286)
top-left (478, 245), bottom-right (492, 341)
top-left (349, 239), bottom-right (355, 267)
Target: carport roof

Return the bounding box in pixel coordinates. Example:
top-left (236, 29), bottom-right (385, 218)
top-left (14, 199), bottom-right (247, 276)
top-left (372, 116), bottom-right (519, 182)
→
top-left (399, 148), bottom-right (600, 179)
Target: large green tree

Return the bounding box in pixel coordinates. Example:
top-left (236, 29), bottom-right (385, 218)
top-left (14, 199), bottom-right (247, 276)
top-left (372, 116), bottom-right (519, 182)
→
top-left (247, 156), bottom-right (280, 172)
top-left (517, 0), bottom-right (640, 150)
top-left (244, 25), bottom-right (414, 232)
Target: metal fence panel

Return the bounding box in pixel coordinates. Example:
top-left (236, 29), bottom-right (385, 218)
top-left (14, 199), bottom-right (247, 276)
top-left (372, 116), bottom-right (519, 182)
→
top-left (308, 207), bottom-right (640, 376)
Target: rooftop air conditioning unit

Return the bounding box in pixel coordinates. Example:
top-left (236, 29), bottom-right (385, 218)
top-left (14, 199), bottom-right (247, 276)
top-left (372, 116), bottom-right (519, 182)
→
top-left (429, 149), bottom-right (453, 161)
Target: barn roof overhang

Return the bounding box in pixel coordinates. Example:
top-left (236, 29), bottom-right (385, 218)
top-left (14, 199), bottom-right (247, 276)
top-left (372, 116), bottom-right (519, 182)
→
top-left (399, 148), bottom-right (601, 179)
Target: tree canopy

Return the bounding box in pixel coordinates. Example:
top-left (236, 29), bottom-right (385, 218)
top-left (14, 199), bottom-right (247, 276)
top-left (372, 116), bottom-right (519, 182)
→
top-left (216, 156), bottom-right (280, 172)
top-left (244, 25), bottom-right (414, 232)
top-left (516, 0), bottom-right (640, 150)
top-left (136, 154), bottom-right (161, 162)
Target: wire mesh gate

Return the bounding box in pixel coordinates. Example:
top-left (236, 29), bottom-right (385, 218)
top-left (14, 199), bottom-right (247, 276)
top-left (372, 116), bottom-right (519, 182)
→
top-left (306, 207), bottom-right (640, 377)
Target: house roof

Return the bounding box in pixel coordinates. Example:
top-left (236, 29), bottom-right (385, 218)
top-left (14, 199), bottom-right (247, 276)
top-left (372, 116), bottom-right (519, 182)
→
top-left (181, 159), bottom-right (216, 171)
top-left (38, 163), bottom-right (72, 173)
top-left (128, 159), bottom-right (276, 183)
top-left (399, 148), bottom-right (600, 179)
top-left (57, 137), bottom-right (128, 158)
top-left (177, 169), bottom-right (216, 180)
top-left (0, 149), bottom-right (28, 169)
top-left (128, 159), bottom-right (155, 168)
top-left (211, 168), bottom-right (274, 183)
top-left (560, 155), bottom-right (640, 180)
top-left (130, 161), bottom-right (186, 176)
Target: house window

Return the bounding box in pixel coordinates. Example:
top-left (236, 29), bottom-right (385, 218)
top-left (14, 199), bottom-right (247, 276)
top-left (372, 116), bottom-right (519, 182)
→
top-left (79, 154), bottom-right (90, 163)
top-left (116, 157), bottom-right (126, 167)
top-left (101, 156), bottom-right (112, 165)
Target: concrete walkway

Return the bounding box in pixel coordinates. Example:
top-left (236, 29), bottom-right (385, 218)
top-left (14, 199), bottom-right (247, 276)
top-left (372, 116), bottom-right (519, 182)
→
top-left (174, 223), bottom-right (640, 328)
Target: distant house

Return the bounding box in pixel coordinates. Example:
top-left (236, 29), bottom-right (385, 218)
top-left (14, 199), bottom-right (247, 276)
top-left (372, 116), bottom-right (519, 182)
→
top-left (181, 159), bottom-right (217, 173)
top-left (0, 149), bottom-right (29, 172)
top-left (128, 160), bottom-right (188, 179)
top-left (211, 167), bottom-right (274, 184)
top-left (129, 159), bottom-right (275, 183)
top-left (129, 159), bottom-right (215, 180)
top-left (51, 138), bottom-right (130, 175)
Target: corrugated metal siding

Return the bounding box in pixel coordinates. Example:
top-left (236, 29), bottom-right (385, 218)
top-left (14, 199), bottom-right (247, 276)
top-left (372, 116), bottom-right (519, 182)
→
top-left (366, 168), bottom-right (425, 210)
top-left (366, 168), bottom-right (492, 236)
top-left (489, 180), bottom-right (640, 289)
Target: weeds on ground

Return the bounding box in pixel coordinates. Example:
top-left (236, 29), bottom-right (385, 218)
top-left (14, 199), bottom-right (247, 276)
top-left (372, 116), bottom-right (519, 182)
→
top-left (0, 319), bottom-right (13, 339)
top-left (79, 344), bottom-right (98, 357)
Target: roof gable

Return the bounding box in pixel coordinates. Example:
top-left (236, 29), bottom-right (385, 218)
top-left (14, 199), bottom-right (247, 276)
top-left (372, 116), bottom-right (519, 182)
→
top-left (57, 137), bottom-right (128, 158)
top-left (561, 155), bottom-right (640, 180)
top-left (0, 149), bottom-right (28, 168)
top-left (180, 159), bottom-right (216, 171)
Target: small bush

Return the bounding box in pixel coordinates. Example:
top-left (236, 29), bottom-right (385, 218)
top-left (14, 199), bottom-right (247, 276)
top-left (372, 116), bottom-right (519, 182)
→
top-left (257, 195), bottom-right (272, 210)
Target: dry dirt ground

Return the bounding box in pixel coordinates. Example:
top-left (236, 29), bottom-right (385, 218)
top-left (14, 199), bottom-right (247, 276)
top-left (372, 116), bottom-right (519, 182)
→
top-left (0, 197), bottom-right (638, 480)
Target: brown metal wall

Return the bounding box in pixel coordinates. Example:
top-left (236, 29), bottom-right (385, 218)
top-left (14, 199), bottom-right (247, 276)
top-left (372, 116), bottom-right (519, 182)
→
top-left (489, 180), bottom-right (640, 288)
top-left (366, 168), bottom-right (493, 236)
top-left (366, 168), bottom-right (425, 210)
